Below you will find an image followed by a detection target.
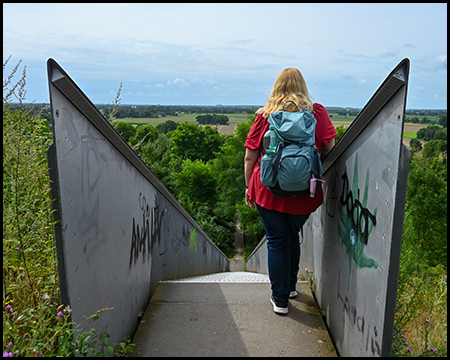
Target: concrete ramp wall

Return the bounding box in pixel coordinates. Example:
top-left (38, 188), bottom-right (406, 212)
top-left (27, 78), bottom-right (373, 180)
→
top-left (246, 59), bottom-right (410, 357)
top-left (46, 59), bottom-right (229, 348)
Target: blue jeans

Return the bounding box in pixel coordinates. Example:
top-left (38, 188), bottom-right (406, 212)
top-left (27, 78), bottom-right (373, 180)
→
top-left (256, 204), bottom-right (310, 304)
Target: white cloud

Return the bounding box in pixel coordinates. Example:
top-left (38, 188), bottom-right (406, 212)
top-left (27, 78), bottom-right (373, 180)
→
top-left (193, 78), bottom-right (218, 86)
top-left (167, 78), bottom-right (189, 87)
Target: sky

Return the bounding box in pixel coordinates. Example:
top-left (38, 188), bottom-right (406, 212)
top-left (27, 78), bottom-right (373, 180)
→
top-left (3, 3), bottom-right (447, 109)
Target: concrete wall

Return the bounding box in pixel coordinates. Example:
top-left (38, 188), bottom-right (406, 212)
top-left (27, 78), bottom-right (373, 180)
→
top-left (246, 59), bottom-right (410, 357)
top-left (245, 236), bottom-right (268, 274)
top-left (46, 59), bottom-right (229, 349)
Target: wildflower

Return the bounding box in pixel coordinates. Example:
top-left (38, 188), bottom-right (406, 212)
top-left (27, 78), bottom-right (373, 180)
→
top-left (430, 347), bottom-right (435, 352)
top-left (401, 334), bottom-right (406, 338)
top-left (15, 247), bottom-right (20, 251)
top-left (35, 350), bottom-right (42, 356)
top-left (408, 348), bottom-right (412, 353)
top-left (7, 342), bottom-right (13, 348)
top-left (3, 352), bottom-right (12, 357)
top-left (6, 304), bottom-right (12, 311)
top-left (12, 311), bottom-right (17, 317)
top-left (42, 293), bottom-right (50, 300)
top-left (57, 311), bottom-right (63, 317)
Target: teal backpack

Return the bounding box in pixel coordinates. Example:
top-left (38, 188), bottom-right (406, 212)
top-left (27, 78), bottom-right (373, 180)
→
top-left (259, 101), bottom-right (323, 197)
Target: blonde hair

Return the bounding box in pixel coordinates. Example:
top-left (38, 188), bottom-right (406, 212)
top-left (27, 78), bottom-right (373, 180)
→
top-left (260, 68), bottom-right (314, 118)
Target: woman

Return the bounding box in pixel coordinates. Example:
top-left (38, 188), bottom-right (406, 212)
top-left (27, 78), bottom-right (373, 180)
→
top-left (244, 68), bottom-right (337, 315)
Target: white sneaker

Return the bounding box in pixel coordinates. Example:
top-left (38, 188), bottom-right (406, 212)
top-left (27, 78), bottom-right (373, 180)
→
top-left (289, 290), bottom-right (298, 298)
top-left (270, 296), bottom-right (289, 315)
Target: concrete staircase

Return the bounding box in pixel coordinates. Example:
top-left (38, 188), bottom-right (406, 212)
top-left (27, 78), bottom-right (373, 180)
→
top-left (131, 272), bottom-right (337, 357)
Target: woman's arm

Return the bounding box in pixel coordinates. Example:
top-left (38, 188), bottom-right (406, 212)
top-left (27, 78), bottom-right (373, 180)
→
top-left (321, 137), bottom-right (335, 161)
top-left (244, 147), bottom-right (259, 209)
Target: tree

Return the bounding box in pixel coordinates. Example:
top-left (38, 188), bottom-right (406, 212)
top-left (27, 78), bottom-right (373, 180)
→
top-left (424, 125), bottom-right (441, 141)
top-left (132, 124), bottom-right (158, 148)
top-left (175, 159), bottom-right (217, 209)
top-left (408, 138), bottom-right (422, 153)
top-left (422, 140), bottom-right (447, 159)
top-left (438, 115), bottom-right (447, 128)
top-left (113, 121), bottom-right (136, 143)
top-left (434, 129), bottom-right (447, 141)
top-left (171, 123), bottom-right (224, 163)
top-left (335, 125), bottom-right (346, 142)
top-left (403, 155), bottom-right (447, 269)
top-left (196, 114), bottom-right (213, 124)
top-left (196, 114), bottom-right (229, 125)
top-left (416, 127), bottom-right (427, 140)
top-left (139, 133), bottom-right (177, 195)
top-left (156, 120), bottom-right (179, 134)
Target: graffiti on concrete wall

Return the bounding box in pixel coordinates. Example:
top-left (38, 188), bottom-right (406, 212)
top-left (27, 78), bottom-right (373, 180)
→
top-left (129, 192), bottom-right (199, 268)
top-left (337, 152), bottom-right (379, 290)
top-left (336, 270), bottom-right (381, 356)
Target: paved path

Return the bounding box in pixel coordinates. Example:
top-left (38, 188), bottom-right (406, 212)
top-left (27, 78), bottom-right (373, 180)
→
top-left (131, 272), bottom-right (337, 357)
top-left (229, 220), bottom-right (245, 272)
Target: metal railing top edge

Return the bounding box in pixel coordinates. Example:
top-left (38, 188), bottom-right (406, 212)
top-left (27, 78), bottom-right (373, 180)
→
top-left (322, 58), bottom-right (410, 174)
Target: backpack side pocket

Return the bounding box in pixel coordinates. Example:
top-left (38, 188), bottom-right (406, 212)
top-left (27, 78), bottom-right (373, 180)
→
top-left (260, 154), bottom-right (276, 188)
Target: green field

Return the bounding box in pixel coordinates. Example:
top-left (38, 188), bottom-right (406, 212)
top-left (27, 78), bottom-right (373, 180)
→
top-left (403, 132), bottom-right (417, 139)
top-left (114, 114), bottom-right (428, 140)
top-left (113, 113), bottom-right (252, 127)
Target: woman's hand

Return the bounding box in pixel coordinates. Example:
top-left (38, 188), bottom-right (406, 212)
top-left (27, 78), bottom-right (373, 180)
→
top-left (245, 188), bottom-right (255, 209)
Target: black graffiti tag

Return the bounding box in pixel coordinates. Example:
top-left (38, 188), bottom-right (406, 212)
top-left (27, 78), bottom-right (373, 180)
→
top-left (129, 214), bottom-right (151, 267)
top-left (129, 193), bottom-right (168, 267)
top-left (339, 172), bottom-right (376, 245)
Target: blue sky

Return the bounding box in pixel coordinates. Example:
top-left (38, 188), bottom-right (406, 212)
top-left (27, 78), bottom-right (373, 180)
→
top-left (3, 3), bottom-right (447, 109)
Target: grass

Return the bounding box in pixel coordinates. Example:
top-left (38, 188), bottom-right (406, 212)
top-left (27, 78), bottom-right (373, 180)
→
top-left (393, 261), bottom-right (447, 357)
top-left (403, 132), bottom-right (417, 139)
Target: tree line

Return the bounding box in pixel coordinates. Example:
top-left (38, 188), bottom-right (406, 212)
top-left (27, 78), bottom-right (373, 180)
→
top-left (99, 104), bottom-right (258, 119)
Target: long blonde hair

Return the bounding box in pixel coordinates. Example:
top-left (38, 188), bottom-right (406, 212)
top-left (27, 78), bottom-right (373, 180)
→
top-left (260, 68), bottom-right (314, 118)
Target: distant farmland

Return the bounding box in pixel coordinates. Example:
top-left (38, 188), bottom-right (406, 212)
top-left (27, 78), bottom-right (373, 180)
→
top-left (114, 113), bottom-right (425, 141)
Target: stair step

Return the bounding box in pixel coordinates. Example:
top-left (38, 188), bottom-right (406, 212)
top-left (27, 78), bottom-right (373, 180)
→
top-left (161, 271), bottom-right (272, 283)
top-left (131, 281), bottom-right (337, 357)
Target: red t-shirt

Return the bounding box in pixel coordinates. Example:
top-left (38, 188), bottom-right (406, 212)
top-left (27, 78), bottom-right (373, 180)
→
top-left (245, 103), bottom-right (337, 215)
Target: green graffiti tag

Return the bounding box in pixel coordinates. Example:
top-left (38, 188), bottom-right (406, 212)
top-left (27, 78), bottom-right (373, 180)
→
top-left (337, 152), bottom-right (379, 290)
top-left (189, 228), bottom-right (197, 253)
